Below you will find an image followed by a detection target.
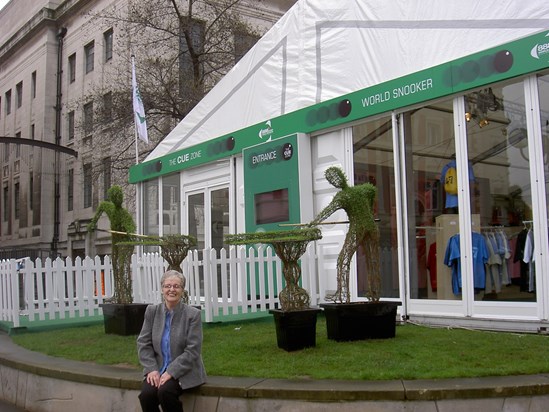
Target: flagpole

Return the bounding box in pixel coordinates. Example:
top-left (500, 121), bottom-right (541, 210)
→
top-left (131, 54), bottom-right (142, 257)
top-left (132, 54), bottom-right (139, 165)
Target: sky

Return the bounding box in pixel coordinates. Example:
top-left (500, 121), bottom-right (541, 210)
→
top-left (0, 0), bottom-right (9, 11)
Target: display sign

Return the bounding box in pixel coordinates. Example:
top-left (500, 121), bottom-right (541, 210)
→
top-left (242, 133), bottom-right (312, 232)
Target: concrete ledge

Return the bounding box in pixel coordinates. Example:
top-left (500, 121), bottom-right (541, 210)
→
top-left (243, 378), bottom-right (406, 401)
top-left (3, 331), bottom-right (549, 411)
top-left (402, 374), bottom-right (549, 401)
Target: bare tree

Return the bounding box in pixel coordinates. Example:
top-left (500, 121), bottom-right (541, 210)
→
top-left (68, 0), bottom-right (269, 197)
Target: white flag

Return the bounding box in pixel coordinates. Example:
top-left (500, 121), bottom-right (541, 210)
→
top-left (132, 59), bottom-right (148, 143)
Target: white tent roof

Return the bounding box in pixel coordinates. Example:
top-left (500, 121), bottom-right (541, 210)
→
top-left (146, 0), bottom-right (549, 161)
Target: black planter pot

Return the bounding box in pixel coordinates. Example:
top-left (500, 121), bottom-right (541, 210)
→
top-left (320, 301), bottom-right (400, 342)
top-left (269, 308), bottom-right (322, 352)
top-left (100, 303), bottom-right (149, 336)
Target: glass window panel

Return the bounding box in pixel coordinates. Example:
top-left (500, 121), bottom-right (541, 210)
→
top-left (68, 54), bottom-right (76, 83)
top-left (188, 193), bottom-right (205, 250)
top-left (68, 111), bottom-right (75, 140)
top-left (85, 41), bottom-right (94, 73)
top-left (104, 29), bottom-right (113, 62)
top-left (211, 188), bottom-right (229, 251)
top-left (31, 71), bottom-right (36, 98)
top-left (353, 115), bottom-right (399, 299)
top-left (5, 90), bottom-right (11, 115)
top-left (14, 182), bottom-right (20, 220)
top-left (538, 72), bottom-right (549, 298)
top-left (539, 72), bottom-right (549, 215)
top-left (102, 157), bottom-right (111, 200)
top-left (403, 98), bottom-right (459, 300)
top-left (143, 180), bottom-right (159, 237)
top-left (103, 92), bottom-right (112, 122)
top-left (162, 174), bottom-right (180, 235)
top-left (83, 163), bottom-right (92, 208)
top-left (16, 82), bottom-right (22, 108)
top-left (67, 169), bottom-right (73, 212)
top-left (465, 81), bottom-right (535, 302)
top-left (3, 185), bottom-right (8, 222)
top-left (83, 102), bottom-right (93, 136)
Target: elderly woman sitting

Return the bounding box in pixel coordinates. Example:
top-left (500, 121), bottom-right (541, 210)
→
top-left (137, 270), bottom-right (207, 412)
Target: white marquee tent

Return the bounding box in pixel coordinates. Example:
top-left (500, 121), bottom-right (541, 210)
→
top-left (146, 0), bottom-right (549, 161)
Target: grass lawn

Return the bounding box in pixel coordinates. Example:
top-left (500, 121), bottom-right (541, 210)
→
top-left (11, 315), bottom-right (549, 381)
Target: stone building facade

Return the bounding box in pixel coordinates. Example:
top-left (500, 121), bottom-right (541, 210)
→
top-left (0, 0), bottom-right (295, 260)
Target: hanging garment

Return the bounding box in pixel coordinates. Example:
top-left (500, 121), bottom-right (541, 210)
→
top-left (444, 232), bottom-right (489, 295)
top-left (427, 242), bottom-right (437, 292)
top-left (496, 230), bottom-right (511, 286)
top-left (514, 229), bottom-right (529, 292)
top-left (484, 232), bottom-right (501, 293)
top-left (523, 229), bottom-right (535, 292)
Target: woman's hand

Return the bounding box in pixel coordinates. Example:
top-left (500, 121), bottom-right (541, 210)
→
top-left (159, 372), bottom-right (173, 386)
top-left (146, 370), bottom-right (161, 387)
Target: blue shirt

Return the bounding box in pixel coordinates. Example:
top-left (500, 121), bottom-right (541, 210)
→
top-left (444, 232), bottom-right (489, 294)
top-left (160, 309), bottom-right (172, 373)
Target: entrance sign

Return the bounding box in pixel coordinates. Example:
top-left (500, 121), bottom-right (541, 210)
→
top-left (242, 133), bottom-right (313, 233)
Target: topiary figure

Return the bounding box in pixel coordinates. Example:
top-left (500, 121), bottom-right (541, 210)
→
top-left (88, 185), bottom-right (136, 304)
top-left (226, 227), bottom-right (322, 311)
top-left (309, 166), bottom-right (380, 303)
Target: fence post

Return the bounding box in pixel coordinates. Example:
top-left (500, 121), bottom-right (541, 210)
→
top-left (9, 259), bottom-right (20, 327)
top-left (219, 248), bottom-right (229, 316)
top-left (202, 249), bottom-right (213, 322)
top-left (132, 253), bottom-right (141, 303)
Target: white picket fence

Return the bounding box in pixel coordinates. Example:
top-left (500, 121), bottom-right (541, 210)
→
top-left (0, 244), bottom-right (322, 327)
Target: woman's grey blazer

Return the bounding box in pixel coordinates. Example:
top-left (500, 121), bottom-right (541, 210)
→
top-left (137, 301), bottom-right (207, 390)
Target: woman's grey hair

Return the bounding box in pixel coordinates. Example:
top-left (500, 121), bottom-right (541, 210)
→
top-left (160, 270), bottom-right (186, 289)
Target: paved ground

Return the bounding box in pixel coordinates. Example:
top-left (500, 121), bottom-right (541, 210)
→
top-left (0, 399), bottom-right (27, 411)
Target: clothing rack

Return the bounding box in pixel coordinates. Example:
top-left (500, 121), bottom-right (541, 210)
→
top-left (480, 225), bottom-right (505, 230)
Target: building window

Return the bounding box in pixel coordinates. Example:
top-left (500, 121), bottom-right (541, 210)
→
top-left (5, 90), bottom-right (12, 115)
top-left (3, 143), bottom-right (8, 162)
top-left (83, 102), bottom-right (93, 136)
top-left (83, 163), bottom-right (92, 208)
top-left (104, 28), bottom-right (113, 62)
top-left (29, 172), bottom-right (33, 211)
top-left (16, 82), bottom-right (23, 108)
top-left (14, 182), bottom-right (20, 220)
top-left (84, 41), bottom-right (95, 74)
top-left (103, 157), bottom-right (111, 199)
top-left (234, 31), bottom-right (259, 63)
top-left (15, 132), bottom-right (21, 158)
top-left (3, 185), bottom-right (8, 222)
top-left (67, 168), bottom-right (73, 211)
top-left (68, 110), bottom-right (75, 140)
top-left (68, 53), bottom-right (76, 83)
top-left (103, 92), bottom-right (112, 122)
top-left (30, 124), bottom-right (35, 140)
top-left (31, 71), bottom-right (37, 99)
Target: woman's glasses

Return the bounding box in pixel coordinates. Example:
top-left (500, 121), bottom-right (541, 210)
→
top-left (163, 284), bottom-right (182, 290)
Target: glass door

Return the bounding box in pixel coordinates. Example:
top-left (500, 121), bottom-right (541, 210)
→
top-left (187, 192), bottom-right (205, 250)
top-left (401, 98), bottom-right (465, 304)
top-left (463, 81), bottom-right (536, 307)
top-left (186, 187), bottom-right (229, 252)
top-left (186, 186), bottom-right (230, 297)
top-left (352, 115), bottom-right (399, 300)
